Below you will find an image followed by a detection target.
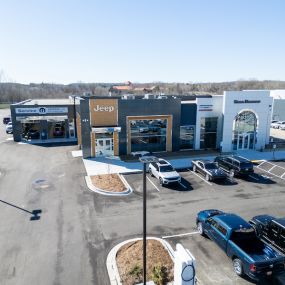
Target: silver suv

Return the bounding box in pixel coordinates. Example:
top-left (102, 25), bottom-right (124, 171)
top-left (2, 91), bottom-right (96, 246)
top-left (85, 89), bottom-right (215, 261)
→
top-left (149, 159), bottom-right (181, 186)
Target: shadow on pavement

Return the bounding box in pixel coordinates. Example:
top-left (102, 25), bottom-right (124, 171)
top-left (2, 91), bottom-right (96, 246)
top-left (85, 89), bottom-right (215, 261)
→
top-left (0, 199), bottom-right (42, 221)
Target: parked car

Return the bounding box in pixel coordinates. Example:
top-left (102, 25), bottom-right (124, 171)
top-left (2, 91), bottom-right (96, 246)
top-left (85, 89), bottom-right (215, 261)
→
top-left (130, 151), bottom-right (151, 158)
top-left (196, 209), bottom-right (285, 281)
top-left (27, 129), bottom-right (40, 139)
top-left (192, 159), bottom-right (227, 181)
top-left (139, 126), bottom-right (149, 133)
top-left (5, 122), bottom-right (13, 134)
top-left (3, 116), bottom-right (11, 124)
top-left (249, 215), bottom-right (285, 255)
top-left (149, 159), bottom-right (181, 186)
top-left (53, 127), bottom-right (64, 137)
top-left (272, 121), bottom-right (285, 129)
top-left (214, 155), bottom-right (254, 177)
top-left (279, 124), bottom-right (285, 131)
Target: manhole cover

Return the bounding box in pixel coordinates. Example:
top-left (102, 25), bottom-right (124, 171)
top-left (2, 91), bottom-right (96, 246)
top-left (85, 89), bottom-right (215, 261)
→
top-left (32, 179), bottom-right (50, 190)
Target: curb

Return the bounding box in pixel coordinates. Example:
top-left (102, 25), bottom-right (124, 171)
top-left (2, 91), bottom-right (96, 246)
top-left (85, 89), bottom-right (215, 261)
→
top-left (106, 237), bottom-right (175, 285)
top-left (85, 175), bottom-right (133, 196)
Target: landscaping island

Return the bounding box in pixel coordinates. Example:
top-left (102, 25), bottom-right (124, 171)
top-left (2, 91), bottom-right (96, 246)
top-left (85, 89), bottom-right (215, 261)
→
top-left (116, 239), bottom-right (174, 285)
top-left (90, 173), bottom-right (127, 192)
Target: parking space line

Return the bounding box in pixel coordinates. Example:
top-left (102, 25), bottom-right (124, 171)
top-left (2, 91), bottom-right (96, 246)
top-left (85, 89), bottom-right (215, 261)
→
top-left (162, 231), bottom-right (200, 239)
top-left (248, 174), bottom-right (259, 181)
top-left (254, 165), bottom-right (285, 181)
top-left (179, 182), bottom-right (187, 189)
top-left (268, 165), bottom-right (277, 172)
top-left (146, 176), bottom-right (160, 192)
top-left (187, 169), bottom-right (212, 186)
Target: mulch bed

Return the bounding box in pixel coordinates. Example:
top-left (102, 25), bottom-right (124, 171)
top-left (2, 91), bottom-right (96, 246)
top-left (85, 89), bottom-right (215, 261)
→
top-left (90, 174), bottom-right (127, 192)
top-left (116, 239), bottom-right (174, 285)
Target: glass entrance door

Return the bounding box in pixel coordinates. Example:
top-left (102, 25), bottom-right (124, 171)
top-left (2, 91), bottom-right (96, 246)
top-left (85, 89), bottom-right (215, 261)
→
top-left (95, 138), bottom-right (114, 156)
top-left (237, 133), bottom-right (251, 150)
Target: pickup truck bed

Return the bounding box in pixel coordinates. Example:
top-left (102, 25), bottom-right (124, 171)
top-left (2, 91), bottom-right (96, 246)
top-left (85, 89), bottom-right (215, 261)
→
top-left (196, 210), bottom-right (285, 281)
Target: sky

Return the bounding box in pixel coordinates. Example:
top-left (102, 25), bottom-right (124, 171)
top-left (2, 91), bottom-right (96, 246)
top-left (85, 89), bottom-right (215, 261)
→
top-left (0, 0), bottom-right (285, 84)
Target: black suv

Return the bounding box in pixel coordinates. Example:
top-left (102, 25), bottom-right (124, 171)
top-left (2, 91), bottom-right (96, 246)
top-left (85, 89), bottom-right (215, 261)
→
top-left (3, 117), bottom-right (11, 124)
top-left (250, 215), bottom-right (285, 254)
top-left (214, 155), bottom-right (254, 177)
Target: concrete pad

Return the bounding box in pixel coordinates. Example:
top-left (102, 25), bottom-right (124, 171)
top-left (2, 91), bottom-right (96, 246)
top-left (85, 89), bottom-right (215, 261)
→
top-left (71, 150), bottom-right (82, 157)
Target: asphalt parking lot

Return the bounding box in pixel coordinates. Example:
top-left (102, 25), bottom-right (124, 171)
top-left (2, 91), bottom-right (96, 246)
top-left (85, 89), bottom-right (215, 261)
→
top-left (1, 106), bottom-right (285, 285)
top-left (123, 164), bottom-right (285, 285)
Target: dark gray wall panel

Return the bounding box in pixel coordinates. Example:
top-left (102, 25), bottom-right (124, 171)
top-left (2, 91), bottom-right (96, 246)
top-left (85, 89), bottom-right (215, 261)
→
top-left (181, 104), bottom-right (197, 125)
top-left (118, 98), bottom-right (181, 155)
top-left (80, 99), bottom-right (91, 158)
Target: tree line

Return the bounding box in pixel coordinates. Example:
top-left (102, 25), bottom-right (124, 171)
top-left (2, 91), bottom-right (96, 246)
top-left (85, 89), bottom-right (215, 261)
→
top-left (1, 80), bottom-right (285, 103)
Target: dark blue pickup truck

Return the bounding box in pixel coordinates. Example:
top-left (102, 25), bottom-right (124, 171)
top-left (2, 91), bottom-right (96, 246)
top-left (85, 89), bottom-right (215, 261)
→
top-left (196, 209), bottom-right (285, 281)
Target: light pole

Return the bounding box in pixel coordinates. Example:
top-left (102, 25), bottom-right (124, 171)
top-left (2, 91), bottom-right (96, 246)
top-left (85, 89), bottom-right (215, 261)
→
top-left (139, 156), bottom-right (158, 285)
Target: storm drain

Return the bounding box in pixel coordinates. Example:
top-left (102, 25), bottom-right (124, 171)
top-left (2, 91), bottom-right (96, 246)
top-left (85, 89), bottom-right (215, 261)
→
top-left (32, 179), bottom-right (51, 190)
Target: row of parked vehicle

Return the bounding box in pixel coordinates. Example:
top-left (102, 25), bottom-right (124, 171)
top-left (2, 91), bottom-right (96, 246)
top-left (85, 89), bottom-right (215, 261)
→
top-left (146, 154), bottom-right (254, 186)
top-left (271, 120), bottom-right (285, 129)
top-left (196, 209), bottom-right (285, 281)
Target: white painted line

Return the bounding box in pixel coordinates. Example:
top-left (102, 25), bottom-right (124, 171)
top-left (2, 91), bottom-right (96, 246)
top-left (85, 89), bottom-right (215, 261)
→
top-left (147, 176), bottom-right (160, 192)
top-left (254, 166), bottom-right (285, 181)
top-left (189, 170), bottom-right (213, 186)
top-left (268, 165), bottom-right (277, 172)
top-left (248, 174), bottom-right (259, 181)
top-left (179, 182), bottom-right (187, 189)
top-left (162, 231), bottom-right (200, 239)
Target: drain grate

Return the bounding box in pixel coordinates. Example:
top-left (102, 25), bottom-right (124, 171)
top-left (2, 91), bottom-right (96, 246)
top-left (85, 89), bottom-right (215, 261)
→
top-left (32, 179), bottom-right (50, 190)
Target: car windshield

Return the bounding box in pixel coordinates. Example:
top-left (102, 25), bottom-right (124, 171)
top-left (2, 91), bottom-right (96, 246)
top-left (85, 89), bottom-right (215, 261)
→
top-left (240, 162), bottom-right (252, 168)
top-left (205, 163), bottom-right (218, 170)
top-left (159, 165), bottom-right (174, 172)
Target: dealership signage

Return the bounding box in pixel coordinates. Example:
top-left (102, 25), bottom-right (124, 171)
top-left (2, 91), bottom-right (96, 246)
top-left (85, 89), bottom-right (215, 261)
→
top-left (199, 104), bottom-right (213, 111)
top-left (234, 100), bottom-right (261, 104)
top-left (15, 107), bottom-right (68, 114)
top-left (92, 127), bottom-right (121, 133)
top-left (94, 105), bottom-right (114, 112)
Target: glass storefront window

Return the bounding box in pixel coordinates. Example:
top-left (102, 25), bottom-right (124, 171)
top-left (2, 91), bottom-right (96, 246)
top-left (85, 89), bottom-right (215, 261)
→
top-left (180, 126), bottom-right (195, 149)
top-left (200, 117), bottom-right (218, 149)
top-left (232, 111), bottom-right (257, 150)
top-left (130, 119), bottom-right (167, 152)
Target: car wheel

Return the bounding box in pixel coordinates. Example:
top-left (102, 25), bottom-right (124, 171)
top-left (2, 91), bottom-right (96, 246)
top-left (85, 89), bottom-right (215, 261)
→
top-left (197, 222), bottom-right (205, 236)
top-left (159, 177), bottom-right (164, 186)
top-left (230, 169), bottom-right (235, 177)
top-left (193, 165), bottom-right (197, 172)
top-left (233, 258), bottom-right (244, 276)
top-left (149, 169), bottom-right (153, 177)
top-left (206, 174), bottom-right (211, 181)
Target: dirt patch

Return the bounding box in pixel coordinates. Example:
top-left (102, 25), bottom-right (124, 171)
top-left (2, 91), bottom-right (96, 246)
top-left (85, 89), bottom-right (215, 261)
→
top-left (116, 239), bottom-right (174, 285)
top-left (90, 174), bottom-right (127, 192)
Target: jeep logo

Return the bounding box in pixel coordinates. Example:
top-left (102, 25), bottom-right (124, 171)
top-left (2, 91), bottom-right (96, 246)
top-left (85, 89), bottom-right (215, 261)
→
top-left (94, 105), bottom-right (114, 112)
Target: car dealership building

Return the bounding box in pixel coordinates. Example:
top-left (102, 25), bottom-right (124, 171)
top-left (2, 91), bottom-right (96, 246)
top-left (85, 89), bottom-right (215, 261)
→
top-left (10, 97), bottom-right (78, 142)
top-left (11, 90), bottom-right (277, 158)
top-left (76, 90), bottom-right (274, 158)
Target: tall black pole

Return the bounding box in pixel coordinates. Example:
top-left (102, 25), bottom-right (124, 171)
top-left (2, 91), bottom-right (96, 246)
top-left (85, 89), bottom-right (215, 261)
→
top-left (143, 162), bottom-right (147, 285)
top-left (73, 96), bottom-right (77, 139)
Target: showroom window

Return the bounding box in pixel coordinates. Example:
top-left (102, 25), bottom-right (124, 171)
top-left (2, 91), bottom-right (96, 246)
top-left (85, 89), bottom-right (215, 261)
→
top-left (200, 117), bottom-right (218, 149)
top-left (180, 126), bottom-right (195, 150)
top-left (232, 111), bottom-right (257, 150)
top-left (130, 119), bottom-right (167, 152)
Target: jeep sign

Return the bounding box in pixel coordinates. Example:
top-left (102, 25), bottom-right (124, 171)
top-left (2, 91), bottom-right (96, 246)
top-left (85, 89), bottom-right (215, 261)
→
top-left (94, 105), bottom-right (114, 112)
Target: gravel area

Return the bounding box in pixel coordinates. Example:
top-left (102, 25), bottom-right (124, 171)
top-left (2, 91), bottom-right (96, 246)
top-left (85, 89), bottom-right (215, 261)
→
top-left (116, 239), bottom-right (174, 285)
top-left (90, 173), bottom-right (127, 192)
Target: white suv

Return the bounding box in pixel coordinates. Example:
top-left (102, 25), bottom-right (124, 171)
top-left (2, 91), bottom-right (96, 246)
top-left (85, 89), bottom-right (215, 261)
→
top-left (5, 122), bottom-right (13, 134)
top-left (149, 159), bottom-right (181, 186)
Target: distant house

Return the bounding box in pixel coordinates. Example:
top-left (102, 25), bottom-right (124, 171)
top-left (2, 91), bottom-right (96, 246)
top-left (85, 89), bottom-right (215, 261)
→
top-left (109, 81), bottom-right (159, 95)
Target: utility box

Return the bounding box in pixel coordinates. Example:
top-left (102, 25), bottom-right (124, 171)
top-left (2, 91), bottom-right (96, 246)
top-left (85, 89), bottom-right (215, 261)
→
top-left (174, 243), bottom-right (196, 285)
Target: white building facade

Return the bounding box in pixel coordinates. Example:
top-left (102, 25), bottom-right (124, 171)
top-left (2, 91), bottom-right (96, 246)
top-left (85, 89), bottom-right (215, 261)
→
top-left (221, 91), bottom-right (273, 152)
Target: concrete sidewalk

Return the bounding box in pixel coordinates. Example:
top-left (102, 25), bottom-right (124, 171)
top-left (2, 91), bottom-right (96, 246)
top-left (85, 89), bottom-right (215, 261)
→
top-left (83, 149), bottom-right (285, 176)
